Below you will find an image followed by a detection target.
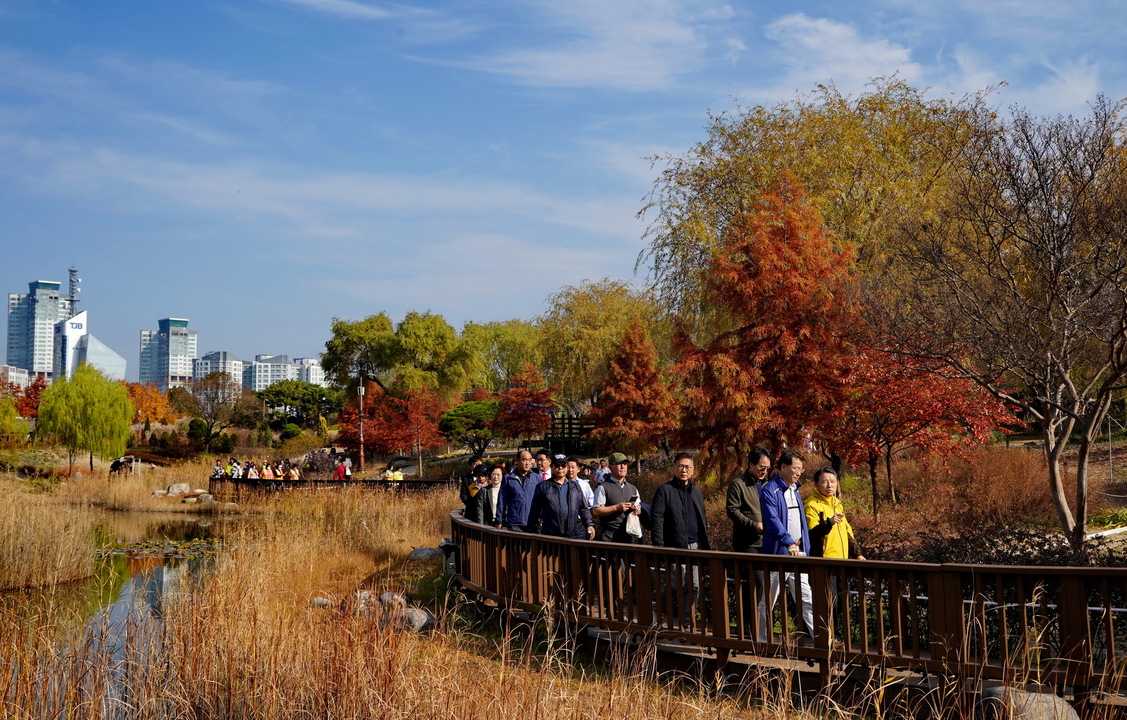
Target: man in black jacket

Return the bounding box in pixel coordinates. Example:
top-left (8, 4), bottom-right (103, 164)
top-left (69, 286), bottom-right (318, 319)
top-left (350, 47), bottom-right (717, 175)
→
top-left (651, 453), bottom-right (709, 629)
top-left (528, 455), bottom-right (595, 539)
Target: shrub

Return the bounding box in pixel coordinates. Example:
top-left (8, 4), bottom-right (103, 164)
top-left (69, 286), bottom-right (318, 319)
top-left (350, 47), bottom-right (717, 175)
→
top-left (280, 424), bottom-right (301, 441)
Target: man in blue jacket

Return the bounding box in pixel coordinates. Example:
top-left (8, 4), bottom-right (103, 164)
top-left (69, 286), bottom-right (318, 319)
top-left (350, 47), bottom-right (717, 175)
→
top-left (496, 449), bottom-right (540, 531)
top-left (758, 450), bottom-right (814, 638)
top-left (528, 454), bottom-right (595, 539)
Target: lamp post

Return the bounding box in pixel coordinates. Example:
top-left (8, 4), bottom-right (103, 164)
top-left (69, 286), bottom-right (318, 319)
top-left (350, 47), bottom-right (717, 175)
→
top-left (357, 384), bottom-right (366, 473)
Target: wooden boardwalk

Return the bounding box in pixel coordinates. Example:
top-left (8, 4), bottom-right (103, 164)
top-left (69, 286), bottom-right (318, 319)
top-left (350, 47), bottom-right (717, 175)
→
top-left (450, 511), bottom-right (1127, 711)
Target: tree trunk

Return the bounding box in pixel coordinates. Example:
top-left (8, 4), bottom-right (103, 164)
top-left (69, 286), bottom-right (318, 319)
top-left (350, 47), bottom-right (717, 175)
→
top-left (884, 447), bottom-right (897, 505)
top-left (89, 451), bottom-right (94, 473)
top-left (1043, 424), bottom-right (1077, 547)
top-left (868, 452), bottom-right (880, 519)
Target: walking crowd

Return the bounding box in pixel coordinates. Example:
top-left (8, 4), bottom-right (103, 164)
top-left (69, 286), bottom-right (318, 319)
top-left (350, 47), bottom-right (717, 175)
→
top-left (460, 447), bottom-right (864, 636)
top-left (210, 457), bottom-right (303, 481)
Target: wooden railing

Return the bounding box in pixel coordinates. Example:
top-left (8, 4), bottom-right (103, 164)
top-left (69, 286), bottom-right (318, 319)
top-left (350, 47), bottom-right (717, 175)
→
top-left (451, 512), bottom-right (1127, 695)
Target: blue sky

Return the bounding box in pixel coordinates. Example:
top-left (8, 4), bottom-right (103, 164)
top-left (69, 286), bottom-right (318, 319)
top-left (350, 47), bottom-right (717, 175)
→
top-left (2, 0), bottom-right (1125, 380)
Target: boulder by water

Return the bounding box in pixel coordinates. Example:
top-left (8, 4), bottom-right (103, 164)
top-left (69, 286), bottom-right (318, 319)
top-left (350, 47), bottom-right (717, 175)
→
top-left (167, 483), bottom-right (191, 496)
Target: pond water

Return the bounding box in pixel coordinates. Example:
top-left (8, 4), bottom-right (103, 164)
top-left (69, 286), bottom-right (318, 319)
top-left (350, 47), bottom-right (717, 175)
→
top-left (3, 511), bottom-right (243, 625)
top-left (1, 512), bottom-right (245, 717)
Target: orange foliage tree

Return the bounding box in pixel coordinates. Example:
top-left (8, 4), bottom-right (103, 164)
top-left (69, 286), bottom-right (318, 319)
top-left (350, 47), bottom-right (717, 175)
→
top-left (122, 381), bottom-right (178, 425)
top-left (494, 364), bottom-right (558, 446)
top-left (674, 175), bottom-right (857, 467)
top-left (588, 318), bottom-right (679, 460)
top-left (821, 345), bottom-right (1017, 516)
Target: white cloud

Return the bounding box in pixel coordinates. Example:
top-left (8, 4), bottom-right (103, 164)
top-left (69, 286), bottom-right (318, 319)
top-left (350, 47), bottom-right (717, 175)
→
top-left (457, 0), bottom-right (736, 91)
top-left (0, 135), bottom-right (642, 243)
top-left (265, 0), bottom-right (395, 20)
top-left (761, 13), bottom-right (922, 94)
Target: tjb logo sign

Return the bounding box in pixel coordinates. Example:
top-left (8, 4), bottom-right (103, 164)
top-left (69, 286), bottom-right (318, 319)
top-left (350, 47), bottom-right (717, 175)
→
top-left (69, 322), bottom-right (83, 330)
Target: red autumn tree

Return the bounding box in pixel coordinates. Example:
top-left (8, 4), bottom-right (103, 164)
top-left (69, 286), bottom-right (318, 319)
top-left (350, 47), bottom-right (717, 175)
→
top-left (338, 383), bottom-right (408, 459)
top-left (338, 384), bottom-right (447, 474)
top-left (8, 376), bottom-right (48, 419)
top-left (588, 318), bottom-right (680, 460)
top-left (401, 388), bottom-right (447, 478)
top-left (674, 174), bottom-right (857, 466)
top-left (466, 386), bottom-right (493, 402)
top-left (822, 344), bottom-right (1017, 516)
top-left (494, 364), bottom-right (558, 446)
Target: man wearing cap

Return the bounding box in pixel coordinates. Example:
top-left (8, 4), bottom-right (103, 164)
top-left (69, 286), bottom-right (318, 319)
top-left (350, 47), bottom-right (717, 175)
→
top-left (496, 449), bottom-right (540, 531)
top-left (528, 454), bottom-right (595, 539)
top-left (591, 452), bottom-right (643, 543)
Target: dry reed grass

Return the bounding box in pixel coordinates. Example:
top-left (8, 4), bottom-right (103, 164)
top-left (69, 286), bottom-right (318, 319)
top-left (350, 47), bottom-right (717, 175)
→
top-left (0, 482), bottom-right (96, 591)
top-left (0, 481), bottom-right (819, 720)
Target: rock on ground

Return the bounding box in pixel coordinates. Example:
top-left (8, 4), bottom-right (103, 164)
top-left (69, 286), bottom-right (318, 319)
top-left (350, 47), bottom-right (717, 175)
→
top-left (386, 607), bottom-right (437, 633)
top-left (981, 687), bottom-right (1079, 720)
top-left (167, 483), bottom-right (191, 496)
top-left (407, 547), bottom-right (441, 561)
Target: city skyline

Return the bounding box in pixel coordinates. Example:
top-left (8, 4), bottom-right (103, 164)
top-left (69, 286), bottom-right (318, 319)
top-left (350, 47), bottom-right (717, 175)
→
top-left (2, 2), bottom-right (1126, 380)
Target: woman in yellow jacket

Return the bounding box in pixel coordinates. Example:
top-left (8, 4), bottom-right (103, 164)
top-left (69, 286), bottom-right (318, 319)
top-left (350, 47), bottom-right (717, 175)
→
top-left (805, 467), bottom-right (865, 560)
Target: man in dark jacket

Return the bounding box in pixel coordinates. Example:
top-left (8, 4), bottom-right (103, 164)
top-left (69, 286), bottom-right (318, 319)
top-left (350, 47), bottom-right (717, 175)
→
top-left (726, 446), bottom-right (770, 638)
top-left (651, 453), bottom-right (709, 629)
top-left (528, 454), bottom-right (595, 539)
top-left (726, 447), bottom-right (769, 551)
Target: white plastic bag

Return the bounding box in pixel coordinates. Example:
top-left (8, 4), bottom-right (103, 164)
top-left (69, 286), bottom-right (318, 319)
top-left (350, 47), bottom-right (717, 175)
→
top-left (625, 511), bottom-right (642, 537)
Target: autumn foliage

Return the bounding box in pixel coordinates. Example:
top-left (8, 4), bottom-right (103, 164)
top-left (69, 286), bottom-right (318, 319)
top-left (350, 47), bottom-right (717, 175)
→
top-left (338, 384), bottom-right (446, 458)
top-left (493, 364), bottom-right (558, 443)
top-left (122, 381), bottom-right (178, 425)
top-left (588, 318), bottom-right (679, 458)
top-left (674, 175), bottom-right (857, 461)
top-left (822, 345), bottom-right (1018, 515)
top-left (2, 376), bottom-right (47, 419)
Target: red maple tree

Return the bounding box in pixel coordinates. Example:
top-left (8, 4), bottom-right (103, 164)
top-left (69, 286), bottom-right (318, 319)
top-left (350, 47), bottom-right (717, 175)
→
top-left (494, 364), bottom-right (558, 445)
top-left (588, 318), bottom-right (679, 459)
top-left (674, 174), bottom-right (857, 467)
top-left (822, 344), bottom-right (1017, 516)
top-left (401, 388), bottom-right (447, 477)
top-left (338, 385), bottom-right (448, 473)
top-left (4, 376), bottom-right (48, 419)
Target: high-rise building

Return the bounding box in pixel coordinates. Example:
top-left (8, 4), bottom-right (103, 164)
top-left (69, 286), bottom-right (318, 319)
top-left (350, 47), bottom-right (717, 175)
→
top-left (53, 311), bottom-right (127, 381)
top-left (243, 354), bottom-right (299, 392)
top-left (6, 280), bottom-right (72, 378)
top-left (193, 350), bottom-right (245, 386)
top-left (139, 318), bottom-right (197, 391)
top-left (293, 357), bottom-right (326, 386)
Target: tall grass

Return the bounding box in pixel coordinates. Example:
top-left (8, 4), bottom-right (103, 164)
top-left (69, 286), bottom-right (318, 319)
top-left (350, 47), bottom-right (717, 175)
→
top-left (0, 483), bottom-right (95, 591)
top-left (0, 483), bottom-right (812, 720)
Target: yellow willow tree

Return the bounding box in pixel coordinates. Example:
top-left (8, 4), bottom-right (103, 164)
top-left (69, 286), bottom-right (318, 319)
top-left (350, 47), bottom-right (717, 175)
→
top-left (37, 363), bottom-right (133, 474)
top-left (538, 278), bottom-right (668, 412)
top-left (639, 77), bottom-right (993, 324)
